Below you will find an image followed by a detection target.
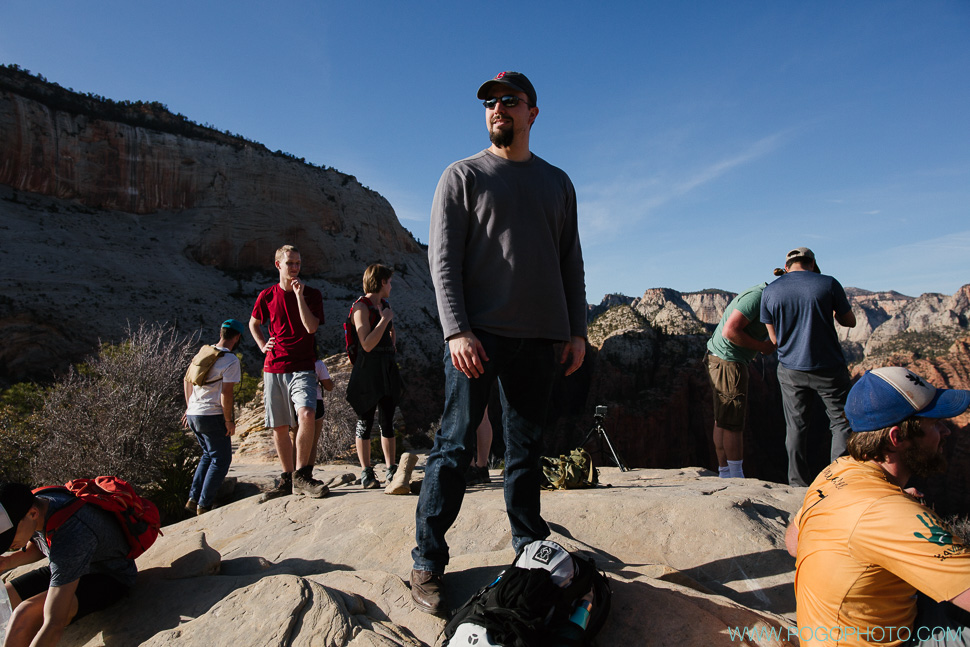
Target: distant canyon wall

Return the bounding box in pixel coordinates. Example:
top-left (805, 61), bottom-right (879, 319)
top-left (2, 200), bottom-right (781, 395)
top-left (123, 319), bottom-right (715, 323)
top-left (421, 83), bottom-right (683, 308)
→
top-left (573, 283), bottom-right (970, 512)
top-left (0, 67), bottom-right (441, 430)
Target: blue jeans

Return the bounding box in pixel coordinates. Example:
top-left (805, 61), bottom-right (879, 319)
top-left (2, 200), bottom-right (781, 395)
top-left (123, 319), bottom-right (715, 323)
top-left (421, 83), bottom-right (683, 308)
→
top-left (412, 331), bottom-right (560, 573)
top-left (187, 415), bottom-right (233, 508)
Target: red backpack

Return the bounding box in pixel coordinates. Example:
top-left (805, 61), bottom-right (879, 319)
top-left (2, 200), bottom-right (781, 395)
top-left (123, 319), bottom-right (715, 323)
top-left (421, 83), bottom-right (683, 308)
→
top-left (343, 296), bottom-right (387, 364)
top-left (34, 476), bottom-right (162, 560)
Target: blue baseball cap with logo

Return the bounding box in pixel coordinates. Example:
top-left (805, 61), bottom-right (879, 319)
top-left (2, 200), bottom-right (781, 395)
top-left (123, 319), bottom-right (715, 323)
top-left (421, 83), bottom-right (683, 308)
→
top-left (846, 367), bottom-right (970, 432)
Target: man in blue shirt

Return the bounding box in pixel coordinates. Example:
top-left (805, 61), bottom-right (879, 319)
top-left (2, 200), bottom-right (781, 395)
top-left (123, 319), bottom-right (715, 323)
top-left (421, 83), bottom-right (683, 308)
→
top-left (0, 482), bottom-right (136, 646)
top-left (760, 247), bottom-right (856, 486)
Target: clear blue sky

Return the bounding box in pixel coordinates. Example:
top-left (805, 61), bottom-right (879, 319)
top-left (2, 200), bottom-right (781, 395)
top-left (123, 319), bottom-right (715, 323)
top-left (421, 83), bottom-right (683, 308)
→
top-left (4, 1), bottom-right (968, 300)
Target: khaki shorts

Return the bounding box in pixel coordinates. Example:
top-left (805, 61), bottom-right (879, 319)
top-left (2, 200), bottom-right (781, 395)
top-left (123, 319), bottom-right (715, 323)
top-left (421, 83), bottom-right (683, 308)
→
top-left (705, 353), bottom-right (749, 433)
top-left (263, 371), bottom-right (316, 428)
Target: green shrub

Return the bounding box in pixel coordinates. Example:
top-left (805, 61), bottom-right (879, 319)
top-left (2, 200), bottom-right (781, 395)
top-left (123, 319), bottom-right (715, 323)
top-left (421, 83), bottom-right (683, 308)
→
top-left (0, 382), bottom-right (48, 482)
top-left (234, 365), bottom-right (261, 413)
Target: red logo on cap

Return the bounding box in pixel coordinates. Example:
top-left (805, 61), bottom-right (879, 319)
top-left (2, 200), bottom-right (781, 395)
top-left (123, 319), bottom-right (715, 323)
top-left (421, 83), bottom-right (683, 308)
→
top-left (495, 72), bottom-right (506, 79)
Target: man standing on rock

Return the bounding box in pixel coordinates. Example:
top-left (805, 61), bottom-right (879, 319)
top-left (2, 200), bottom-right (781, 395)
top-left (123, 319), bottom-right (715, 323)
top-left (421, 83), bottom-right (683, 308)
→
top-left (705, 282), bottom-right (776, 478)
top-left (786, 367), bottom-right (970, 646)
top-left (183, 318), bottom-right (244, 514)
top-left (760, 247), bottom-right (856, 486)
top-left (250, 244), bottom-right (329, 499)
top-left (411, 71), bottom-right (587, 614)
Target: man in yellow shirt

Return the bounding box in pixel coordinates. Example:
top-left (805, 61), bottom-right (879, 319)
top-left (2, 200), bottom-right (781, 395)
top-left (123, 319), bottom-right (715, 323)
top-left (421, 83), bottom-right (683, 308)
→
top-left (786, 367), bottom-right (970, 646)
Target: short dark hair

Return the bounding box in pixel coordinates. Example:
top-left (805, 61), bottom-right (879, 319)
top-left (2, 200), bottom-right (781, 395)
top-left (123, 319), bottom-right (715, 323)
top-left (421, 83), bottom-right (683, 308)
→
top-left (847, 417), bottom-right (924, 462)
top-left (219, 327), bottom-right (242, 344)
top-left (363, 264), bottom-right (393, 294)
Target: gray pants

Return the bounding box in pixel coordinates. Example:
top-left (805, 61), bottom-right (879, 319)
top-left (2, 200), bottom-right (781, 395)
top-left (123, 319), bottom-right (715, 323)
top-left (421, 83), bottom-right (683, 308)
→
top-left (777, 364), bottom-right (852, 486)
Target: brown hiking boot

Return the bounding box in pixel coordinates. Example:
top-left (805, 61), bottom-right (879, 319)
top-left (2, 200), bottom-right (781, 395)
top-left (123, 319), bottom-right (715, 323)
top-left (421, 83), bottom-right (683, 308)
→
top-left (410, 569), bottom-right (444, 614)
top-left (258, 472), bottom-right (293, 503)
top-left (293, 466), bottom-right (329, 498)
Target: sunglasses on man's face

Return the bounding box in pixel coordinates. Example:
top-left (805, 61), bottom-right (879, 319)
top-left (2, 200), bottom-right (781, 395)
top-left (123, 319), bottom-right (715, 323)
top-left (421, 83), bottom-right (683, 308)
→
top-left (483, 95), bottom-right (529, 109)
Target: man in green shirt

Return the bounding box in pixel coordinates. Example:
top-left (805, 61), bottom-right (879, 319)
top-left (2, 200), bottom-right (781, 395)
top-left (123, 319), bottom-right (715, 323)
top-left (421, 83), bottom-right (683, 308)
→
top-left (705, 283), bottom-right (776, 478)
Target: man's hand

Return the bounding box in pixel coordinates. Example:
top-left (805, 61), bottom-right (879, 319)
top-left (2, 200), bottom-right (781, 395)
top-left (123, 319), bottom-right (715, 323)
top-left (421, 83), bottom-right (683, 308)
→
top-left (180, 412), bottom-right (189, 429)
top-left (759, 339), bottom-right (777, 355)
top-left (225, 420), bottom-right (236, 436)
top-left (291, 277), bottom-right (304, 297)
top-left (263, 336), bottom-right (276, 353)
top-left (448, 331), bottom-right (489, 378)
top-left (560, 336), bottom-right (586, 376)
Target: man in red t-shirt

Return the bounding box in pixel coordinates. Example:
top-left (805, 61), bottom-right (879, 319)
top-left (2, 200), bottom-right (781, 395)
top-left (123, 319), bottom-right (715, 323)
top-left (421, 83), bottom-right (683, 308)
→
top-left (250, 245), bottom-right (329, 499)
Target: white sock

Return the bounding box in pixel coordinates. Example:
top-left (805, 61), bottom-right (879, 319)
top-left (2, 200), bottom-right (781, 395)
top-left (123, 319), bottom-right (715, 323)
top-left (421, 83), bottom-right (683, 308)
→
top-left (718, 465), bottom-right (731, 478)
top-left (728, 460), bottom-right (744, 478)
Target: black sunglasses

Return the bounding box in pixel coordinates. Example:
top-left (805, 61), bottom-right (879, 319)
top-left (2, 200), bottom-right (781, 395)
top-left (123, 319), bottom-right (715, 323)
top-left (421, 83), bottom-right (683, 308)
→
top-left (483, 95), bottom-right (530, 109)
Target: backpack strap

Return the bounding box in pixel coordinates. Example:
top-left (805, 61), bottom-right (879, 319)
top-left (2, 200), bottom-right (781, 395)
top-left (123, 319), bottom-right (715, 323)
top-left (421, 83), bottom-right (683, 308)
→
top-left (200, 346), bottom-right (227, 385)
top-left (31, 486), bottom-right (85, 548)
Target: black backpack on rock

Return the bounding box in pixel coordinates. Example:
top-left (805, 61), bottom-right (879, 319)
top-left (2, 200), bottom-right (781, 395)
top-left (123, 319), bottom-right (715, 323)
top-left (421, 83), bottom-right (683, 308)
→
top-left (443, 540), bottom-right (612, 647)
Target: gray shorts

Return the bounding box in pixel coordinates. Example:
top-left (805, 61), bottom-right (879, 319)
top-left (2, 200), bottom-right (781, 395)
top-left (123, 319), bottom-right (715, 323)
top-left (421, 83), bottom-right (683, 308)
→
top-left (263, 371), bottom-right (316, 428)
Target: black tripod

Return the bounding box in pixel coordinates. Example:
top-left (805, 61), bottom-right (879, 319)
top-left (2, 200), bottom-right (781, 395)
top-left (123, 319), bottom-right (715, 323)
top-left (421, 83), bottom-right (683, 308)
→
top-left (581, 406), bottom-right (627, 471)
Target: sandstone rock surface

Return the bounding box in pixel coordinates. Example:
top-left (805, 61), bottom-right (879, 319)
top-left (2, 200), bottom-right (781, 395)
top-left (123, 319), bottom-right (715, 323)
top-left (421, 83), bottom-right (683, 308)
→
top-left (24, 461), bottom-right (802, 647)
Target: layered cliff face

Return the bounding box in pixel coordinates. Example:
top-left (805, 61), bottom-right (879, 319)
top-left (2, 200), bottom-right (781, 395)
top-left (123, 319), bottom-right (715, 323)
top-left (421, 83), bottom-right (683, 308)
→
top-left (580, 284), bottom-right (970, 510)
top-left (0, 67), bottom-right (442, 430)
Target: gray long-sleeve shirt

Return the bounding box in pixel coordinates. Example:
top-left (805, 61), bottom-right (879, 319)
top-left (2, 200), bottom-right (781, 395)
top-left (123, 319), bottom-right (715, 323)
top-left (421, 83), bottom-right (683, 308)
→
top-left (429, 149), bottom-right (587, 341)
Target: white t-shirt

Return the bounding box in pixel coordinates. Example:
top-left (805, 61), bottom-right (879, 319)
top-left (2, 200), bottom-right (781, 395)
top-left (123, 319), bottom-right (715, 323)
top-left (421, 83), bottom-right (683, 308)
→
top-left (314, 359), bottom-right (331, 401)
top-left (186, 346), bottom-right (241, 416)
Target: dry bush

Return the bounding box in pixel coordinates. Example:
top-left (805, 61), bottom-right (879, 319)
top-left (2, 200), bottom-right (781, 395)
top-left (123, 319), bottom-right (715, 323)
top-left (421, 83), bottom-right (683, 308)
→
top-left (316, 374), bottom-right (359, 463)
top-left (29, 323), bottom-right (200, 518)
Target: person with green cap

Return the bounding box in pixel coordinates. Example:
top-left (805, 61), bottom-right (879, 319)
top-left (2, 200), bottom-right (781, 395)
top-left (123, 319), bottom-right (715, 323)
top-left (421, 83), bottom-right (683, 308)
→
top-left (182, 318), bottom-right (243, 515)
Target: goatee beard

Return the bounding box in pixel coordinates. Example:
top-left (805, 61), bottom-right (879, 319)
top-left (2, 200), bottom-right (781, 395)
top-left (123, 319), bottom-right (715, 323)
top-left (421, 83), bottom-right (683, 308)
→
top-left (489, 124), bottom-right (515, 148)
top-left (903, 443), bottom-right (947, 478)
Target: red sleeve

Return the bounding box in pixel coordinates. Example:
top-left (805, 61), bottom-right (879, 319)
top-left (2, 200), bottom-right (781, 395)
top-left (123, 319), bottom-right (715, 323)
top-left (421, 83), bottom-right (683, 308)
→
top-left (251, 289), bottom-right (269, 322)
top-left (308, 288), bottom-right (324, 324)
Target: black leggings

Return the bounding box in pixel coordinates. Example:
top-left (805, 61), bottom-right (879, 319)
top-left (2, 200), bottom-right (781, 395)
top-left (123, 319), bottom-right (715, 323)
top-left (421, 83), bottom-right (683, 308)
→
top-left (355, 395), bottom-right (396, 439)
top-left (11, 566), bottom-right (130, 622)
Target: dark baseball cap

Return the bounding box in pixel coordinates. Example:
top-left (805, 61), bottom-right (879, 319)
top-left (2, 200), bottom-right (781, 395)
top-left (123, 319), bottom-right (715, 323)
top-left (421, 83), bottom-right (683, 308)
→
top-left (477, 71), bottom-right (537, 106)
top-left (0, 483), bottom-right (35, 553)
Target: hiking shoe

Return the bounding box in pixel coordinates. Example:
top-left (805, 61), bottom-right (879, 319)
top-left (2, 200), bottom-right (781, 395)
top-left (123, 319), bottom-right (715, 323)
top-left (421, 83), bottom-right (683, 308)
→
top-left (384, 464), bottom-right (397, 484)
top-left (361, 467), bottom-right (379, 489)
top-left (385, 453), bottom-right (418, 495)
top-left (465, 465), bottom-right (490, 486)
top-left (184, 499), bottom-right (198, 514)
top-left (196, 505), bottom-right (211, 516)
top-left (293, 466), bottom-right (329, 498)
top-left (258, 472), bottom-right (293, 503)
top-left (410, 569), bottom-right (444, 615)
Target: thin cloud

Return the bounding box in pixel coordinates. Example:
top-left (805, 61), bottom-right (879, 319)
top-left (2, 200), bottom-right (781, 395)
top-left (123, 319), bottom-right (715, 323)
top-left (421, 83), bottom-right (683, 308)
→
top-left (669, 132), bottom-right (787, 197)
top-left (579, 129), bottom-right (790, 240)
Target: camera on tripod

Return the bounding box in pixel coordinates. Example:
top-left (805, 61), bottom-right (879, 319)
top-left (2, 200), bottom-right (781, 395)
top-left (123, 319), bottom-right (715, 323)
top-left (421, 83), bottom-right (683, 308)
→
top-left (583, 404), bottom-right (626, 472)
